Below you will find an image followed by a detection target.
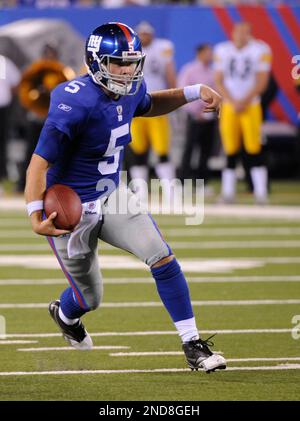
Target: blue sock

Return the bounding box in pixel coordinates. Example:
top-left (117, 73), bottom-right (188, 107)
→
top-left (60, 287), bottom-right (88, 319)
top-left (151, 259), bottom-right (194, 323)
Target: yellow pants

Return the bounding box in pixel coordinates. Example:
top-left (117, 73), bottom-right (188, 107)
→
top-left (130, 115), bottom-right (170, 156)
top-left (219, 102), bottom-right (263, 155)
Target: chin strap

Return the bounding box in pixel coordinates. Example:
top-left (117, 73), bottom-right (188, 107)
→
top-left (88, 65), bottom-right (138, 96)
top-left (107, 80), bottom-right (132, 96)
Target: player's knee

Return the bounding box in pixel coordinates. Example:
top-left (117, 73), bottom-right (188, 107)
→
top-left (152, 254), bottom-right (174, 268)
top-left (86, 295), bottom-right (101, 311)
top-left (145, 241), bottom-right (173, 267)
top-left (82, 285), bottom-right (102, 311)
top-left (226, 154), bottom-right (238, 169)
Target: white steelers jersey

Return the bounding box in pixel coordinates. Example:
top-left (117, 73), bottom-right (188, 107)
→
top-left (142, 38), bottom-right (174, 92)
top-left (213, 39), bottom-right (272, 102)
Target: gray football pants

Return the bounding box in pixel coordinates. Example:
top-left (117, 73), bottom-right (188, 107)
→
top-left (48, 184), bottom-right (171, 310)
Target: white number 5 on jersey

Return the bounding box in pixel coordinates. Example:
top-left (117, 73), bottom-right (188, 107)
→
top-left (64, 80), bottom-right (86, 94)
top-left (98, 124), bottom-right (129, 175)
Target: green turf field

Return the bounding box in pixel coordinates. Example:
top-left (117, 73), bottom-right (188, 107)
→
top-left (0, 184), bottom-right (300, 401)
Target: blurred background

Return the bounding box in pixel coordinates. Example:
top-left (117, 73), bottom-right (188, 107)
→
top-left (0, 2), bottom-right (300, 401)
top-left (0, 0), bottom-right (299, 204)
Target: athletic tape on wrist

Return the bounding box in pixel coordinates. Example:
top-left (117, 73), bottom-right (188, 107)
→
top-left (183, 84), bottom-right (203, 103)
top-left (26, 200), bottom-right (44, 216)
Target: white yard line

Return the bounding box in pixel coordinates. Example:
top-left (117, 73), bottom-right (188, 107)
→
top-left (163, 227), bottom-right (300, 237)
top-left (0, 218), bottom-right (299, 227)
top-left (1, 255), bottom-right (300, 273)
top-left (1, 240), bottom-right (300, 252)
top-left (0, 199), bottom-right (26, 211)
top-left (109, 352), bottom-right (300, 361)
top-left (0, 340), bottom-right (38, 345)
top-left (2, 198), bottom-right (300, 219)
top-left (1, 275), bottom-right (300, 286)
top-left (204, 205), bottom-right (300, 220)
top-left (0, 279), bottom-right (67, 285)
top-left (0, 365), bottom-right (300, 376)
top-left (1, 328), bottom-right (294, 339)
top-left (0, 244), bottom-right (115, 251)
top-left (2, 226), bottom-right (300, 239)
top-left (1, 299), bottom-right (300, 309)
top-left (169, 240), bottom-right (300, 249)
top-left (226, 364), bottom-right (300, 371)
top-left (0, 245), bottom-right (56, 251)
top-left (255, 257), bottom-right (300, 263)
top-left (17, 346), bottom-right (130, 352)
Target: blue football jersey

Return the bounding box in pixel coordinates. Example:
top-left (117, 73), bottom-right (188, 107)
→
top-left (34, 74), bottom-right (151, 203)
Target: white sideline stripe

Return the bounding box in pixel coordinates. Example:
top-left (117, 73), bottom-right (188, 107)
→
top-left (1, 328), bottom-right (294, 339)
top-left (0, 340), bottom-right (38, 345)
top-left (204, 205), bottom-right (300, 220)
top-left (2, 240), bottom-right (300, 252)
top-left (164, 227), bottom-right (300, 237)
top-left (0, 244), bottom-right (115, 252)
top-left (226, 365), bottom-right (300, 371)
top-left (0, 255), bottom-right (299, 274)
top-left (0, 279), bottom-right (68, 285)
top-left (110, 353), bottom-right (300, 362)
top-left (0, 218), bottom-right (255, 227)
top-left (169, 240), bottom-right (300, 249)
top-left (0, 218), bottom-right (299, 227)
top-left (2, 226), bottom-right (300, 239)
top-left (2, 198), bottom-right (300, 219)
top-left (1, 275), bottom-right (300, 286)
top-left (17, 346), bottom-right (130, 352)
top-left (0, 365), bottom-right (300, 376)
top-left (0, 245), bottom-right (54, 251)
top-left (1, 299), bottom-right (300, 309)
top-left (252, 257), bottom-right (300, 263)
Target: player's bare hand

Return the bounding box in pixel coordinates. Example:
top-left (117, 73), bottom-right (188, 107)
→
top-left (31, 211), bottom-right (71, 237)
top-left (200, 85), bottom-right (222, 114)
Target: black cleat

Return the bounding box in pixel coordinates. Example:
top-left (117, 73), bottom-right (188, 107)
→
top-left (48, 300), bottom-right (93, 350)
top-left (182, 336), bottom-right (226, 373)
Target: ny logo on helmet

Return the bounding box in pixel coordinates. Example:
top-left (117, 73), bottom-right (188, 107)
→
top-left (87, 35), bottom-right (103, 53)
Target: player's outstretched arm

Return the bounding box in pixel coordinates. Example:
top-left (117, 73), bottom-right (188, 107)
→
top-left (25, 154), bottom-right (71, 237)
top-left (144, 84), bottom-right (222, 117)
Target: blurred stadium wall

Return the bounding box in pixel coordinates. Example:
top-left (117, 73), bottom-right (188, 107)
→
top-left (0, 5), bottom-right (299, 124)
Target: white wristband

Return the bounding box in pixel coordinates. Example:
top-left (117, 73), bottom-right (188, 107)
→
top-left (183, 84), bottom-right (203, 103)
top-left (26, 200), bottom-right (44, 216)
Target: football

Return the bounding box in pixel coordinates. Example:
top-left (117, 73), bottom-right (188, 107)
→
top-left (44, 184), bottom-right (82, 230)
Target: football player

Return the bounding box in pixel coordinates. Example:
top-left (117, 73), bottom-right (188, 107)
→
top-left (25, 22), bottom-right (226, 373)
top-left (129, 21), bottom-right (177, 203)
top-left (214, 21), bottom-right (271, 204)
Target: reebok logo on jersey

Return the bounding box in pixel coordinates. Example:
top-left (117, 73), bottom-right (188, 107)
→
top-left (58, 103), bottom-right (72, 112)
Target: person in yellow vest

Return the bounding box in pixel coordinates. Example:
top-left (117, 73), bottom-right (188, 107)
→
top-left (129, 21), bottom-right (177, 203)
top-left (214, 22), bottom-right (272, 204)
